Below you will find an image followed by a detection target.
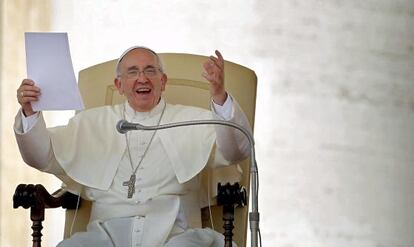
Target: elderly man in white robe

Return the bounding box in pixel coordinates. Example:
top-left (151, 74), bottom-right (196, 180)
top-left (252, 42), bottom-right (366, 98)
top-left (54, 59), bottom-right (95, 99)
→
top-left (14, 47), bottom-right (251, 247)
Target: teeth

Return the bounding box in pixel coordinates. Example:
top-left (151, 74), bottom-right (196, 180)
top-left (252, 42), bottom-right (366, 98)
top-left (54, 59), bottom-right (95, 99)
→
top-left (137, 88), bottom-right (150, 93)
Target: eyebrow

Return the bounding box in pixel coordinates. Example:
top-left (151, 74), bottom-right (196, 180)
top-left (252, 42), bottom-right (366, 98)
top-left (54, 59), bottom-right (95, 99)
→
top-left (127, 65), bottom-right (156, 71)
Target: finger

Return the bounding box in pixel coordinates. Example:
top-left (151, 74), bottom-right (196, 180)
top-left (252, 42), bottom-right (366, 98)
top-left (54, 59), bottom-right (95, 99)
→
top-left (203, 66), bottom-right (223, 83)
top-left (211, 59), bottom-right (223, 72)
top-left (203, 61), bottom-right (212, 71)
top-left (209, 56), bottom-right (223, 71)
top-left (17, 90), bottom-right (39, 100)
top-left (202, 72), bottom-right (218, 84)
top-left (204, 60), bottom-right (223, 75)
top-left (215, 50), bottom-right (224, 65)
top-left (19, 84), bottom-right (41, 94)
top-left (202, 72), bottom-right (212, 81)
top-left (18, 96), bottom-right (39, 105)
top-left (202, 62), bottom-right (216, 77)
top-left (19, 79), bottom-right (40, 95)
top-left (209, 56), bottom-right (219, 64)
top-left (21, 90), bottom-right (41, 97)
top-left (21, 96), bottom-right (39, 102)
top-left (21, 79), bottom-right (35, 86)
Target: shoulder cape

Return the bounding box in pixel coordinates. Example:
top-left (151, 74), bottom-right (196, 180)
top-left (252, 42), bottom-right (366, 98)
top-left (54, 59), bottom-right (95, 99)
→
top-left (49, 104), bottom-right (215, 191)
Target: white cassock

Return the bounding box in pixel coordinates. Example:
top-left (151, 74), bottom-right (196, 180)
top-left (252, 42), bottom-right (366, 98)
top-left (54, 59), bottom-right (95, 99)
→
top-left (14, 96), bottom-right (251, 247)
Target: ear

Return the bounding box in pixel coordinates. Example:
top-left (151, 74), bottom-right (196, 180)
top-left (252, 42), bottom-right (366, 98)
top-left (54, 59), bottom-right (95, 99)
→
top-left (114, 77), bottom-right (124, 95)
top-left (161, 73), bottom-right (167, 92)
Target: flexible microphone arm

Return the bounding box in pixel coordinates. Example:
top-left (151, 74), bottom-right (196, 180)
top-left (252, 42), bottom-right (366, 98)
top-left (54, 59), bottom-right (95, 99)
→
top-left (117, 119), bottom-right (260, 247)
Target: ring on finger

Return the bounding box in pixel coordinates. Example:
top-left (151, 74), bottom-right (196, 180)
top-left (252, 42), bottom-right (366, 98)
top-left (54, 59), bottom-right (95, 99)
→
top-left (21, 91), bottom-right (24, 97)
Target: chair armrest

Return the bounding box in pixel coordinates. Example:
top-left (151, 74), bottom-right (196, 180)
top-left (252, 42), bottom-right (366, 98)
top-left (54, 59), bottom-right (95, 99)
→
top-left (13, 184), bottom-right (80, 247)
top-left (13, 184), bottom-right (80, 210)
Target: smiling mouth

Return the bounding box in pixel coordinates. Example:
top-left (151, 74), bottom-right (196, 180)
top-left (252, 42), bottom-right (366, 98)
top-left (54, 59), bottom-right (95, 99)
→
top-left (136, 88), bottom-right (151, 94)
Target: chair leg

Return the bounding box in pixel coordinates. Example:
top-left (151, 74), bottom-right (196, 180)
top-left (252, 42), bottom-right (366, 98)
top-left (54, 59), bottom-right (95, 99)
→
top-left (223, 204), bottom-right (235, 247)
top-left (217, 182), bottom-right (247, 247)
top-left (14, 184), bottom-right (81, 247)
top-left (30, 206), bottom-right (45, 247)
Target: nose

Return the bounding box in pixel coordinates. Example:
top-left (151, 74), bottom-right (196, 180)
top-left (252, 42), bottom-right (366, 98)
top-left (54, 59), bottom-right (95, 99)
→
top-left (136, 71), bottom-right (148, 83)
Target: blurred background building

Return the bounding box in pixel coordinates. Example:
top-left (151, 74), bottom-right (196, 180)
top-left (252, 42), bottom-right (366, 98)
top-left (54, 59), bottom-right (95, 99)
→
top-left (1, 0), bottom-right (413, 246)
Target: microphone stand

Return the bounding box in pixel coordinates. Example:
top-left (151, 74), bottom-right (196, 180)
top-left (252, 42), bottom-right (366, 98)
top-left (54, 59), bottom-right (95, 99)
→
top-left (117, 119), bottom-right (260, 247)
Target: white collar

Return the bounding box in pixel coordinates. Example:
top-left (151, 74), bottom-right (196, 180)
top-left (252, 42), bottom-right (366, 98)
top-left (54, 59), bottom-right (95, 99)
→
top-left (124, 98), bottom-right (166, 121)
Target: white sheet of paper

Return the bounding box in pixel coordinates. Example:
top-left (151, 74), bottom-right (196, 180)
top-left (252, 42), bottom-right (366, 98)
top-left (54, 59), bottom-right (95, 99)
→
top-left (25, 32), bottom-right (84, 111)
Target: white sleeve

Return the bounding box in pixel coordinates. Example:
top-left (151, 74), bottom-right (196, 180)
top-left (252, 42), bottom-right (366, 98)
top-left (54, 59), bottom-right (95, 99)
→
top-left (14, 111), bottom-right (65, 175)
top-left (211, 94), bottom-right (233, 120)
top-left (20, 110), bottom-right (40, 133)
top-left (210, 94), bottom-right (252, 163)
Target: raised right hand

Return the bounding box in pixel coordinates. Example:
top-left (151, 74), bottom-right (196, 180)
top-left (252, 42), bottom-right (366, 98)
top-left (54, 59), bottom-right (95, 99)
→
top-left (17, 79), bottom-right (41, 116)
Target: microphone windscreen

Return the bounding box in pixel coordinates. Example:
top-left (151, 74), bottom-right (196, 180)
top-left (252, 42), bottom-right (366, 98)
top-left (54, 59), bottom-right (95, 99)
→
top-left (116, 120), bottom-right (128, 134)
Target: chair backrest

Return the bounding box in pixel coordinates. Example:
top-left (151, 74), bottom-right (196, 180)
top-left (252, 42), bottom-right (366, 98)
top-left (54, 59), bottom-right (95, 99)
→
top-left (64, 53), bottom-right (257, 246)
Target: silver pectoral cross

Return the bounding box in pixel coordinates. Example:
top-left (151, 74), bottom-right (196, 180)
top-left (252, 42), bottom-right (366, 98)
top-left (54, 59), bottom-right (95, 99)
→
top-left (123, 174), bottom-right (136, 198)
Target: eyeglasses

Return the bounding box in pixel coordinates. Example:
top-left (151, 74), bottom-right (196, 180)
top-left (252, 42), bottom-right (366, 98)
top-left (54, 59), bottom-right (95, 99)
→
top-left (121, 67), bottom-right (161, 79)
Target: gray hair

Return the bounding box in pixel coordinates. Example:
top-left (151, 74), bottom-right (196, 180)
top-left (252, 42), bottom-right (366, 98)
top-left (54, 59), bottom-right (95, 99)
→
top-left (115, 46), bottom-right (164, 77)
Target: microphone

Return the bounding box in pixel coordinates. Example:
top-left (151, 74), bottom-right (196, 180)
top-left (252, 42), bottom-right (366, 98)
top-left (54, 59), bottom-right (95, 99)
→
top-left (116, 119), bottom-right (260, 247)
top-left (116, 119), bottom-right (146, 134)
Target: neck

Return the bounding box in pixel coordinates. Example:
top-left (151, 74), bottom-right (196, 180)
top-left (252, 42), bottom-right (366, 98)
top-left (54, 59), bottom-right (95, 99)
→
top-left (124, 98), bottom-right (165, 121)
top-left (128, 103), bottom-right (153, 112)
top-left (128, 98), bottom-right (162, 112)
